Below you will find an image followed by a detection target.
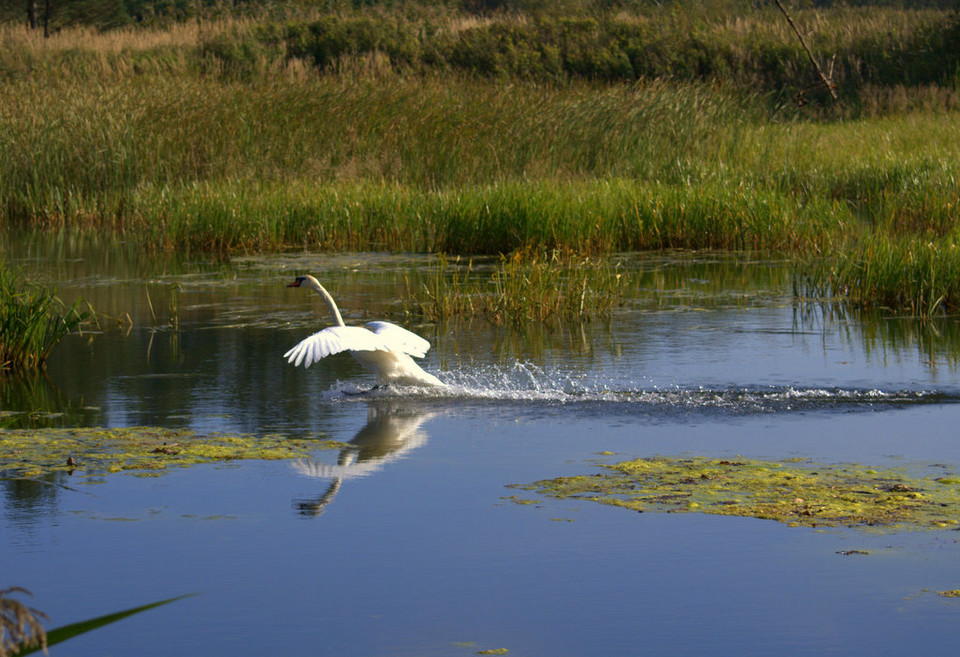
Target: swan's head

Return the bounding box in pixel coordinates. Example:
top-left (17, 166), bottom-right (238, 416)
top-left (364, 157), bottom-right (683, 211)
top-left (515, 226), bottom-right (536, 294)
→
top-left (287, 276), bottom-right (308, 288)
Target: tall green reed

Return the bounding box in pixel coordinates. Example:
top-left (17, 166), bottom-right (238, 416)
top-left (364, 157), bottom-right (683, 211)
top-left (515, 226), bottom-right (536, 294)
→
top-left (120, 177), bottom-right (847, 255)
top-left (800, 233), bottom-right (960, 317)
top-left (0, 263), bottom-right (89, 373)
top-left (405, 249), bottom-right (625, 324)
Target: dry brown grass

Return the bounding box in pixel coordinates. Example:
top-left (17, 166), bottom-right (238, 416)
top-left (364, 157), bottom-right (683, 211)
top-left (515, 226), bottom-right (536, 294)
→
top-left (0, 587), bottom-right (47, 657)
top-left (0, 12), bottom-right (321, 55)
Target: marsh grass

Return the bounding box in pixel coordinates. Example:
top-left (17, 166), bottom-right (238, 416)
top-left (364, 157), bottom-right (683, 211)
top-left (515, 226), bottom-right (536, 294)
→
top-left (406, 249), bottom-right (625, 323)
top-left (801, 234), bottom-right (960, 317)
top-left (2, 4), bottom-right (960, 314)
top-left (117, 177), bottom-right (847, 254)
top-left (0, 264), bottom-right (90, 373)
top-left (3, 57), bottom-right (956, 255)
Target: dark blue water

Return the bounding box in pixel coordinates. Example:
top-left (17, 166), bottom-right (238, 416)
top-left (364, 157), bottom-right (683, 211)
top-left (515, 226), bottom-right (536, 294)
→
top-left (3, 241), bottom-right (960, 655)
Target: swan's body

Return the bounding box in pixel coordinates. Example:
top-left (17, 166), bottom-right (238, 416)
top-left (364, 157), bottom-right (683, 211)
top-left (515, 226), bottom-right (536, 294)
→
top-left (284, 275), bottom-right (443, 387)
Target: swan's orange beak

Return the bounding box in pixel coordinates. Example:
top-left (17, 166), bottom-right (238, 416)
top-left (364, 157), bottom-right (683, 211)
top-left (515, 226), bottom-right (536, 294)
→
top-left (287, 278), bottom-right (303, 288)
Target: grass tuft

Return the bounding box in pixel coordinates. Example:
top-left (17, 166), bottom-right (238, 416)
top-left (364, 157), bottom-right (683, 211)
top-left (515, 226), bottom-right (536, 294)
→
top-left (0, 263), bottom-right (90, 373)
top-left (405, 249), bottom-right (625, 324)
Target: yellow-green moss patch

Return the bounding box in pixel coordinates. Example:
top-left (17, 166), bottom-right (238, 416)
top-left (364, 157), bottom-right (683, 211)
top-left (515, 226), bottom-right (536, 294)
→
top-left (938, 589), bottom-right (960, 598)
top-left (514, 456), bottom-right (960, 533)
top-left (0, 427), bottom-right (345, 478)
top-left (501, 495), bottom-right (540, 506)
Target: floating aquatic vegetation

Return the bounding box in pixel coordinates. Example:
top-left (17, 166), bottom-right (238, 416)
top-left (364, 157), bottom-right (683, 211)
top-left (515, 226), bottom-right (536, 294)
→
top-left (0, 427), bottom-right (343, 478)
top-left (514, 456), bottom-right (960, 532)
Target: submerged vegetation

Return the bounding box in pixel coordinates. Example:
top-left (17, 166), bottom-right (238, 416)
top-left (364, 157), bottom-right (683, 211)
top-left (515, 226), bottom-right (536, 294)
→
top-left (0, 1), bottom-right (958, 313)
top-left (0, 427), bottom-right (342, 477)
top-left (515, 455), bottom-right (960, 532)
top-left (0, 263), bottom-right (89, 373)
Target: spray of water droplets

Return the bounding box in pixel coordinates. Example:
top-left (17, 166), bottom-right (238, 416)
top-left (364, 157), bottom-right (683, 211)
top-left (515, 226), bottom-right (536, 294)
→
top-left (319, 361), bottom-right (952, 414)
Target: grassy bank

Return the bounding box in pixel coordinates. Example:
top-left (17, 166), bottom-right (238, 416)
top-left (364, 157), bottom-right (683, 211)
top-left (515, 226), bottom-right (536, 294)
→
top-left (1, 2), bottom-right (959, 314)
top-left (3, 69), bottom-right (957, 253)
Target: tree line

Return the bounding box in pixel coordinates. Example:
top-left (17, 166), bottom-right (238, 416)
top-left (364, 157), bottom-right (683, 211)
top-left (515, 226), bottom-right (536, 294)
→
top-left (4, 2), bottom-right (957, 35)
top-left (1, 0), bottom-right (276, 34)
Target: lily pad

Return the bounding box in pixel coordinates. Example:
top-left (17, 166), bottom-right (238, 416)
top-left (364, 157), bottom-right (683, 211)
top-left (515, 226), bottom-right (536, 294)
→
top-left (0, 427), bottom-right (345, 478)
top-left (514, 456), bottom-right (960, 532)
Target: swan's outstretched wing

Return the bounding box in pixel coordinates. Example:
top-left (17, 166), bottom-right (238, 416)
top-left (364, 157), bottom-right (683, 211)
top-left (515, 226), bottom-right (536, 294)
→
top-left (364, 321), bottom-right (432, 358)
top-left (284, 326), bottom-right (390, 368)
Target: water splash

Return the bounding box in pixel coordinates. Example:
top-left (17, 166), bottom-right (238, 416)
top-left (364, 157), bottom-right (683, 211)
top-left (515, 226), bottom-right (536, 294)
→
top-left (319, 361), bottom-right (956, 414)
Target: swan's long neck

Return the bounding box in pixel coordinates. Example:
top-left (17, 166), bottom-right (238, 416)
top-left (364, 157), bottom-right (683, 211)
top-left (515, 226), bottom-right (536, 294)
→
top-left (303, 275), bottom-right (345, 327)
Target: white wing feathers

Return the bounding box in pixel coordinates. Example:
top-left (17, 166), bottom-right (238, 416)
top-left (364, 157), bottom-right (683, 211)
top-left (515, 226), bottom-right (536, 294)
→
top-left (284, 326), bottom-right (388, 368)
top-left (364, 321), bottom-right (431, 358)
top-left (284, 322), bottom-right (432, 369)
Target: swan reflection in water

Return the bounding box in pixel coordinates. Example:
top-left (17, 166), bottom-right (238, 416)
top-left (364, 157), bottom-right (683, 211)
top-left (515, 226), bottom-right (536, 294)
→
top-left (291, 401), bottom-right (436, 517)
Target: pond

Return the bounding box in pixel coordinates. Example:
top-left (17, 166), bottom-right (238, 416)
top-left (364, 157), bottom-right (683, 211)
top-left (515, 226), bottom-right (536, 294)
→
top-left (3, 232), bottom-right (960, 656)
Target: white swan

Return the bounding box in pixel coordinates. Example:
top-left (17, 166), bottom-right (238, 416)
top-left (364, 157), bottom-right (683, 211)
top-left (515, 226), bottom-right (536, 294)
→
top-left (283, 274), bottom-right (444, 387)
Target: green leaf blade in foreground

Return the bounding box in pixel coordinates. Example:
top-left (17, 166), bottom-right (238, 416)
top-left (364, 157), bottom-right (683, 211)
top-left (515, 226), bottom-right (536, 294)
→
top-left (13, 594), bottom-right (194, 656)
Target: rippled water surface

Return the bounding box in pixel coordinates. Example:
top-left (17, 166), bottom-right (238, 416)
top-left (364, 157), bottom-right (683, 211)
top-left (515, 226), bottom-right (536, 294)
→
top-left (3, 234), bottom-right (960, 656)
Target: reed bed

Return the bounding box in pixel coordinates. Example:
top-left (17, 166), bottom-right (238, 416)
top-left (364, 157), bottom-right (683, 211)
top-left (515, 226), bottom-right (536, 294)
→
top-left (802, 234), bottom-right (960, 317)
top-left (0, 74), bottom-right (751, 199)
top-left (2, 2), bottom-right (960, 315)
top-left (3, 70), bottom-right (956, 255)
top-left (0, 263), bottom-right (90, 373)
top-left (114, 177), bottom-right (843, 254)
top-left (405, 250), bottom-right (626, 324)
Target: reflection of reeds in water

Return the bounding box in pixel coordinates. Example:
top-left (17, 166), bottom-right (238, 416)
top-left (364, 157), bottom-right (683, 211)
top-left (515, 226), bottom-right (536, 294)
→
top-left (0, 263), bottom-right (89, 373)
top-left (793, 298), bottom-right (960, 371)
top-left (0, 374), bottom-right (60, 428)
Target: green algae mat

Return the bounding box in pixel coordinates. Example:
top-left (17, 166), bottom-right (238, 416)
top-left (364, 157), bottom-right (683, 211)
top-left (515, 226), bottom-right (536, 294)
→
top-left (513, 456), bottom-right (960, 533)
top-left (0, 427), bottom-right (343, 477)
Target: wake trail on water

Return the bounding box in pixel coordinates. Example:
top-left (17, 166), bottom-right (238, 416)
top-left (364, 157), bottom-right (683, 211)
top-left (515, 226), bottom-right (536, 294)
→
top-left (320, 362), bottom-right (958, 414)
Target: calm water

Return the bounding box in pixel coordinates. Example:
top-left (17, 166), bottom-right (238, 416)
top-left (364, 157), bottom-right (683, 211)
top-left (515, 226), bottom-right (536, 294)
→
top-left (3, 234), bottom-right (960, 656)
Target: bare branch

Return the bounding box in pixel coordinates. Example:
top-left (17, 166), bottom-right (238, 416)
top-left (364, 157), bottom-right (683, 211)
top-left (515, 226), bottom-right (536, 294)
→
top-left (771, 0), bottom-right (839, 100)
